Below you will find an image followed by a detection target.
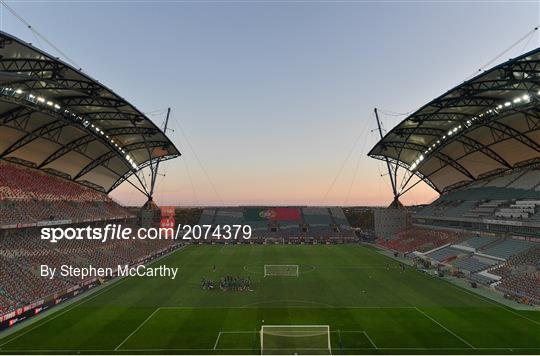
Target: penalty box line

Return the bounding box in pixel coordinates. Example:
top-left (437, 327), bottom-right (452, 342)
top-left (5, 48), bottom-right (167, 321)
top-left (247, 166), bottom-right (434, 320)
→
top-left (212, 329), bottom-right (378, 351)
top-left (213, 331), bottom-right (256, 350)
top-left (334, 330), bottom-right (377, 350)
top-left (414, 307), bottom-right (474, 349)
top-left (115, 307), bottom-right (471, 352)
top-left (115, 307), bottom-right (161, 351)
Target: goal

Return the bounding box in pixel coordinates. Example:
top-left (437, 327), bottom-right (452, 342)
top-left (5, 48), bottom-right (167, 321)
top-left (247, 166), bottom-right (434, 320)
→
top-left (264, 264), bottom-right (299, 277)
top-left (260, 325), bottom-right (331, 355)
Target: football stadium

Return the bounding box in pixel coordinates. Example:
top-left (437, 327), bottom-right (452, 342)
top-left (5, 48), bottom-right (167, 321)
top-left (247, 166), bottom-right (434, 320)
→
top-left (0, 4), bottom-right (539, 356)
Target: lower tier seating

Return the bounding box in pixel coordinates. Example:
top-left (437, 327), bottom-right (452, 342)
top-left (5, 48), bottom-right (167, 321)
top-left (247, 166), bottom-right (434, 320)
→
top-left (0, 224), bottom-right (181, 315)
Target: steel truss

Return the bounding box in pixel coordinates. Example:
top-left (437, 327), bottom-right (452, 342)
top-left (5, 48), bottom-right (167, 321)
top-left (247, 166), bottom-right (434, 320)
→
top-left (369, 47), bottom-right (540, 197)
top-left (0, 31), bottom-right (180, 196)
top-left (0, 91), bottom-right (176, 195)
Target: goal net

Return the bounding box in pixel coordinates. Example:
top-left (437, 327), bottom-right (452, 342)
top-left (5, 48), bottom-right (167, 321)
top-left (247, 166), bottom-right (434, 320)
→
top-left (260, 325), bottom-right (331, 355)
top-left (264, 265), bottom-right (299, 277)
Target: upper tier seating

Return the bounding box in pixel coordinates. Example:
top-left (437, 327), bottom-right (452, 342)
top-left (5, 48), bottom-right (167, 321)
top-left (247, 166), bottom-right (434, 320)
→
top-left (508, 169), bottom-right (540, 190)
top-left (213, 208), bottom-right (243, 224)
top-left (415, 167), bottom-right (540, 221)
top-left (465, 200), bottom-right (507, 218)
top-left (329, 207), bottom-right (350, 227)
top-left (485, 174), bottom-right (520, 188)
top-left (0, 161), bottom-right (133, 225)
top-left (0, 161), bottom-right (107, 201)
top-left (198, 209), bottom-right (216, 225)
top-left (195, 207), bottom-right (354, 241)
top-left (459, 236), bottom-right (499, 250)
top-left (302, 207), bottom-right (333, 226)
top-left (481, 239), bottom-right (537, 260)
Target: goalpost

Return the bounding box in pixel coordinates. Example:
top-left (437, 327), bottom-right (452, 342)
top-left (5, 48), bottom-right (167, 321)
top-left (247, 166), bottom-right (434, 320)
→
top-left (260, 325), bottom-right (331, 355)
top-left (264, 264), bottom-right (299, 277)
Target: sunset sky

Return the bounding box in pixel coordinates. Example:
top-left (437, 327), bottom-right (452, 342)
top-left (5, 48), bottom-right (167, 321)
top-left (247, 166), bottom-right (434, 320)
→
top-left (2, 1), bottom-right (538, 207)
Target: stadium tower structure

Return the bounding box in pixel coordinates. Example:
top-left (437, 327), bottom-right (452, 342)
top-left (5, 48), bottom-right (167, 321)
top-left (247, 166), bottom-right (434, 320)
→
top-left (0, 31), bottom-right (180, 201)
top-left (369, 47), bottom-right (540, 238)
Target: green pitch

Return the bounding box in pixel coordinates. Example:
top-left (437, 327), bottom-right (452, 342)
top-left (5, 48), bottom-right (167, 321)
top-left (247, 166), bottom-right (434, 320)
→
top-left (0, 244), bottom-right (539, 354)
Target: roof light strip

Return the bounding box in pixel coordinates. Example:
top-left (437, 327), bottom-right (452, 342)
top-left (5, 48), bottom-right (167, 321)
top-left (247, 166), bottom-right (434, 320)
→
top-left (0, 86), bottom-right (139, 170)
top-left (409, 92), bottom-right (533, 172)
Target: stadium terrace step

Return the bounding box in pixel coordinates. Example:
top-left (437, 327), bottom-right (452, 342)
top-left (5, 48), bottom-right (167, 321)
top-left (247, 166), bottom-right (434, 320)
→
top-left (452, 256), bottom-right (499, 273)
top-left (0, 227), bottom-right (185, 315)
top-left (425, 246), bottom-right (465, 262)
top-left (480, 239), bottom-right (538, 260)
top-left (470, 273), bottom-right (499, 285)
top-left (458, 236), bottom-right (500, 250)
top-left (0, 162), bottom-right (134, 227)
top-left (196, 207), bottom-right (355, 241)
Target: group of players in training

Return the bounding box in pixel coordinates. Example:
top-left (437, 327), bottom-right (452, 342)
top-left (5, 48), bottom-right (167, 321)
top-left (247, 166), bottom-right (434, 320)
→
top-left (201, 276), bottom-right (252, 291)
top-left (199, 261), bottom-right (406, 293)
top-left (201, 264), bottom-right (253, 292)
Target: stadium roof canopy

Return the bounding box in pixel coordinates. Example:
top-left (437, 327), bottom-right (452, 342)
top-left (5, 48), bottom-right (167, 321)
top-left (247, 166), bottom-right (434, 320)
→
top-left (368, 47), bottom-right (540, 195)
top-left (0, 31), bottom-right (180, 193)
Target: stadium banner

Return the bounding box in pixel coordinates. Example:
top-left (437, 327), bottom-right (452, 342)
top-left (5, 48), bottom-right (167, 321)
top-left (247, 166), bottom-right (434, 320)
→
top-left (483, 218), bottom-right (523, 226)
top-left (0, 284), bottom-right (92, 330)
top-left (161, 206), bottom-right (175, 217)
top-left (245, 207), bottom-right (301, 221)
top-left (0, 245), bottom-right (179, 331)
top-left (160, 217), bottom-right (176, 237)
top-left (37, 219), bottom-right (72, 226)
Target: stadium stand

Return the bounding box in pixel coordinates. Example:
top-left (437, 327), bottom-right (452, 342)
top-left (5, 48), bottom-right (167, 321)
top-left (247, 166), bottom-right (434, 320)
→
top-left (214, 208), bottom-right (243, 225)
top-left (425, 246), bottom-right (465, 262)
top-left (377, 227), bottom-right (469, 253)
top-left (0, 30), bottom-right (182, 326)
top-left (195, 207), bottom-right (355, 242)
top-left (369, 46), bottom-right (540, 305)
top-left (498, 274), bottom-right (540, 304)
top-left (488, 247), bottom-right (540, 302)
top-left (328, 207), bottom-right (356, 240)
top-left (470, 273), bottom-right (499, 285)
top-left (508, 247), bottom-right (540, 267)
top-left (412, 166), bottom-right (540, 238)
top-left (302, 207), bottom-right (333, 226)
top-left (379, 228), bottom-right (539, 302)
top-left (480, 239), bottom-right (537, 260)
top-left (198, 209), bottom-right (216, 225)
top-left (329, 207), bottom-right (348, 225)
top-left (510, 169), bottom-right (540, 190)
top-left (452, 256), bottom-right (499, 273)
top-left (458, 236), bottom-right (500, 250)
top-left (0, 225), bottom-right (180, 314)
top-left (0, 162), bottom-right (133, 227)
